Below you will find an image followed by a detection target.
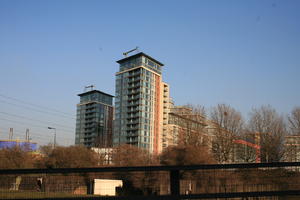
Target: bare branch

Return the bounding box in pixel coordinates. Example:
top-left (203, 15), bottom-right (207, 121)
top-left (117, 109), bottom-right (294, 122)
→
top-left (288, 107), bottom-right (300, 135)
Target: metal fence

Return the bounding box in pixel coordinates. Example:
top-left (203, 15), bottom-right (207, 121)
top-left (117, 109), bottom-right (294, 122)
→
top-left (1, 162), bottom-right (300, 199)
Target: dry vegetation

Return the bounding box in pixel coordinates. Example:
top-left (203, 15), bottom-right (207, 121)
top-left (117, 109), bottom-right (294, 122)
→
top-left (0, 105), bottom-right (300, 197)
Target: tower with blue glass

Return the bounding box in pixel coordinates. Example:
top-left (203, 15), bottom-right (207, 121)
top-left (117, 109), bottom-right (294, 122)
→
top-left (114, 52), bottom-right (164, 154)
top-left (75, 90), bottom-right (114, 148)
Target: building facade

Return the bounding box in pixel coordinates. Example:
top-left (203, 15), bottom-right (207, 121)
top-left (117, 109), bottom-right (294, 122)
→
top-left (113, 52), bottom-right (164, 154)
top-left (161, 82), bottom-right (173, 149)
top-left (75, 90), bottom-right (114, 148)
top-left (163, 106), bottom-right (209, 149)
top-left (285, 135), bottom-right (300, 162)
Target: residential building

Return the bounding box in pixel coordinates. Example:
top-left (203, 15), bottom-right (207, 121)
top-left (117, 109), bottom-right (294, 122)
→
top-left (163, 106), bottom-right (209, 149)
top-left (285, 135), bottom-right (300, 162)
top-left (75, 90), bottom-right (114, 148)
top-left (205, 120), bottom-right (235, 163)
top-left (233, 138), bottom-right (261, 163)
top-left (91, 147), bottom-right (113, 165)
top-left (161, 82), bottom-right (173, 149)
top-left (113, 52), bottom-right (164, 154)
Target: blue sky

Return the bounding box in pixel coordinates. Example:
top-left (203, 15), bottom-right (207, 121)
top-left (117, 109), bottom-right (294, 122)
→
top-left (0, 0), bottom-right (299, 146)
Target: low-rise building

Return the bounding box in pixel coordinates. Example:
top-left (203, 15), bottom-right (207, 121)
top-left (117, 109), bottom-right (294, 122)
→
top-left (0, 139), bottom-right (37, 151)
top-left (285, 135), bottom-right (300, 162)
top-left (163, 106), bottom-right (209, 149)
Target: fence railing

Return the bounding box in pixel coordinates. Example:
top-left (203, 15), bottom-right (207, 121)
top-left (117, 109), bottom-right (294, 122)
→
top-left (1, 162), bottom-right (300, 199)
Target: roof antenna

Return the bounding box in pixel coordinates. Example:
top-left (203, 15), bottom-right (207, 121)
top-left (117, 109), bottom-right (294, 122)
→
top-left (84, 85), bottom-right (95, 92)
top-left (123, 47), bottom-right (139, 57)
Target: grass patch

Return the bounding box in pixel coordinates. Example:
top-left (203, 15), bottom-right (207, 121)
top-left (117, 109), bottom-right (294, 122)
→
top-left (0, 189), bottom-right (93, 199)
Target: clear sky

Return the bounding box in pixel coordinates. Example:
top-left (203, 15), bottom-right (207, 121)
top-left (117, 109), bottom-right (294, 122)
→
top-left (0, 0), bottom-right (299, 146)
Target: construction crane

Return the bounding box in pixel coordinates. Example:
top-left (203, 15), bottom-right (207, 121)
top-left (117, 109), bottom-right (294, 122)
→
top-left (84, 85), bottom-right (95, 92)
top-left (123, 47), bottom-right (139, 57)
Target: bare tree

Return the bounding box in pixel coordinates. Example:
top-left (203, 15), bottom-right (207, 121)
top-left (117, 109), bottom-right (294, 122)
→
top-left (0, 146), bottom-right (35, 169)
top-left (210, 104), bottom-right (243, 135)
top-left (210, 104), bottom-right (244, 163)
top-left (40, 145), bottom-right (100, 168)
top-left (168, 105), bottom-right (208, 148)
top-left (185, 104), bottom-right (207, 118)
top-left (111, 145), bottom-right (159, 195)
top-left (183, 117), bottom-right (208, 147)
top-left (288, 107), bottom-right (300, 135)
top-left (112, 144), bottom-right (157, 167)
top-left (160, 145), bottom-right (215, 165)
top-left (248, 105), bottom-right (286, 162)
top-left (234, 130), bottom-right (258, 163)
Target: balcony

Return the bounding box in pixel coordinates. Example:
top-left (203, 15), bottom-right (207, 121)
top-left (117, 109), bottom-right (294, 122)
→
top-left (128, 83), bottom-right (140, 89)
top-left (126, 136), bottom-right (139, 142)
top-left (85, 109), bottom-right (95, 114)
top-left (84, 124), bottom-right (95, 128)
top-left (127, 119), bottom-right (139, 125)
top-left (127, 108), bottom-right (139, 112)
top-left (127, 113), bottom-right (139, 118)
top-left (128, 77), bottom-right (141, 84)
top-left (126, 127), bottom-right (139, 132)
top-left (85, 115), bottom-right (95, 120)
top-left (127, 101), bottom-right (139, 107)
top-left (128, 89), bottom-right (140, 95)
top-left (127, 95), bottom-right (140, 101)
top-left (127, 71), bottom-right (140, 78)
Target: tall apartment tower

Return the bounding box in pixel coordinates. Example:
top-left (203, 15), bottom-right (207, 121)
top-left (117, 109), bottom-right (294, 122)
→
top-left (114, 52), bottom-right (164, 154)
top-left (75, 90), bottom-right (114, 148)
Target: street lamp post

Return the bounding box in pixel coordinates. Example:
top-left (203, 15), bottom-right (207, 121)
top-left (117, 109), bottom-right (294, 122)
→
top-left (48, 127), bottom-right (56, 148)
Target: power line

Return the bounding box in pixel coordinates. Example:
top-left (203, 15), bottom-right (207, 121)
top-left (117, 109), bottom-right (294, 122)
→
top-left (0, 99), bottom-right (76, 120)
top-left (0, 118), bottom-right (74, 135)
top-left (0, 93), bottom-right (77, 146)
top-left (0, 127), bottom-right (74, 142)
top-left (0, 111), bottom-right (74, 131)
top-left (0, 93), bottom-right (74, 116)
top-left (0, 126), bottom-right (74, 140)
top-left (0, 128), bottom-right (48, 142)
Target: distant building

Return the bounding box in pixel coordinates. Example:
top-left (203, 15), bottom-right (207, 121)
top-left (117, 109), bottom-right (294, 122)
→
top-left (285, 135), bottom-right (300, 162)
top-left (91, 147), bottom-right (113, 165)
top-left (113, 52), bottom-right (164, 154)
top-left (163, 106), bottom-right (209, 149)
top-left (233, 139), bottom-right (260, 163)
top-left (0, 140), bottom-right (37, 151)
top-left (206, 120), bottom-right (236, 163)
top-left (75, 90), bottom-right (114, 148)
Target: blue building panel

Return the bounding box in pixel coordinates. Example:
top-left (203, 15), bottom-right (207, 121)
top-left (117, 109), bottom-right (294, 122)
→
top-left (0, 141), bottom-right (38, 151)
